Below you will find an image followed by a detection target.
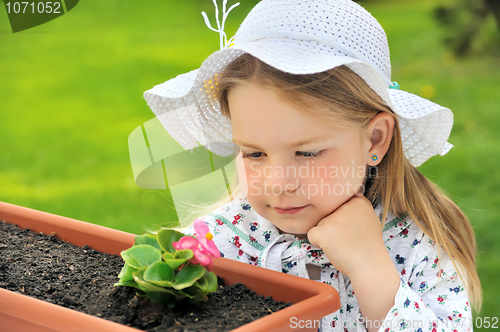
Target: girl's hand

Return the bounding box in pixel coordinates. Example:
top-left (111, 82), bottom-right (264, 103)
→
top-left (307, 194), bottom-right (389, 279)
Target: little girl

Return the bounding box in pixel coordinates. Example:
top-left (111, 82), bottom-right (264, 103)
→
top-left (143, 0), bottom-right (481, 331)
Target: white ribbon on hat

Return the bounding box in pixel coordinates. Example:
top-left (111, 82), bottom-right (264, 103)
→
top-left (201, 0), bottom-right (240, 50)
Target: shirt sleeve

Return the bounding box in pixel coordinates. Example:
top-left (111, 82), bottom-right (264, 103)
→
top-left (377, 245), bottom-right (473, 332)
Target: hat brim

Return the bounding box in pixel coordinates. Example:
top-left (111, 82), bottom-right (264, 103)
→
top-left (388, 89), bottom-right (453, 166)
top-left (144, 44), bottom-right (453, 165)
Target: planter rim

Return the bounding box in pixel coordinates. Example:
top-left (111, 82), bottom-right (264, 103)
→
top-left (0, 201), bottom-right (136, 255)
top-left (0, 287), bottom-right (141, 332)
top-left (0, 201), bottom-right (340, 332)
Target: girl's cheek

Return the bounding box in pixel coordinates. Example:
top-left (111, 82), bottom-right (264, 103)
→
top-left (244, 164), bottom-right (258, 180)
top-left (243, 164), bottom-right (261, 197)
top-left (236, 154), bottom-right (254, 197)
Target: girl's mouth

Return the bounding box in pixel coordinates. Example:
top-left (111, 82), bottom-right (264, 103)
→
top-left (273, 205), bottom-right (309, 215)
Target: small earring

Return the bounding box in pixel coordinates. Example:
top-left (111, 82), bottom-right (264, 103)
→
top-left (372, 154), bottom-right (378, 161)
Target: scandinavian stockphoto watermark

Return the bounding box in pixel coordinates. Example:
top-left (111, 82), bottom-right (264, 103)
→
top-left (289, 316), bottom-right (499, 329)
top-left (127, 132), bottom-right (378, 221)
top-left (242, 159), bottom-right (378, 200)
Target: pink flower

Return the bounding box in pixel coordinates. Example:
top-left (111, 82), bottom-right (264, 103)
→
top-left (193, 219), bottom-right (220, 258)
top-left (172, 236), bottom-right (211, 270)
top-left (172, 220), bottom-right (220, 271)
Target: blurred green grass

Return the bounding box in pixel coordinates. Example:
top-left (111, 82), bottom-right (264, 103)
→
top-left (0, 0), bottom-right (498, 323)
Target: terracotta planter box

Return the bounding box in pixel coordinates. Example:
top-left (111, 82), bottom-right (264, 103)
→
top-left (0, 201), bottom-right (340, 331)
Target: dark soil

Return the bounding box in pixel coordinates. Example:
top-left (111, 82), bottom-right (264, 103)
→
top-left (0, 221), bottom-right (292, 331)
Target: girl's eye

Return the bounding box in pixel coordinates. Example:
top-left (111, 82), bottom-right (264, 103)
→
top-left (241, 152), bottom-right (263, 159)
top-left (241, 151), bottom-right (325, 159)
top-left (300, 151), bottom-right (325, 158)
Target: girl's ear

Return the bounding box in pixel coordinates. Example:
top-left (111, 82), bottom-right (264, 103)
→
top-left (365, 112), bottom-right (395, 166)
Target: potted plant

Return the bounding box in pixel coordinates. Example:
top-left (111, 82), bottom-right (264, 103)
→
top-left (0, 201), bottom-right (340, 331)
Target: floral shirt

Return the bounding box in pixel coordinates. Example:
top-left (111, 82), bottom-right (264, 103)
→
top-left (184, 196), bottom-right (472, 332)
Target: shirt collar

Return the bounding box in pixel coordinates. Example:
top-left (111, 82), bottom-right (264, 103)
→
top-left (210, 197), bottom-right (412, 258)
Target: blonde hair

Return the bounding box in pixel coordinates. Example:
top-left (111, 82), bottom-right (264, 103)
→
top-left (182, 53), bottom-right (482, 312)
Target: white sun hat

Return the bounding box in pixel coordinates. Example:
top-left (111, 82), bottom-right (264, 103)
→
top-left (143, 0), bottom-right (453, 167)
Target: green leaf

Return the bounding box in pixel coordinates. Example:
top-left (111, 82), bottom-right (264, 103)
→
top-left (162, 251), bottom-right (174, 260)
top-left (180, 285), bottom-right (199, 296)
top-left (121, 245), bottom-right (162, 269)
top-left (171, 264), bottom-right (205, 290)
top-left (132, 271), bottom-right (195, 305)
top-left (157, 229), bottom-right (186, 253)
top-left (195, 270), bottom-right (218, 293)
top-left (164, 259), bottom-right (186, 271)
top-left (143, 261), bottom-right (175, 287)
top-left (114, 280), bottom-right (139, 288)
top-left (143, 291), bottom-right (177, 306)
top-left (162, 249), bottom-right (194, 270)
top-left (117, 262), bottom-right (128, 279)
top-left (181, 286), bottom-right (210, 304)
top-left (174, 249), bottom-right (193, 260)
top-left (117, 262), bottom-right (138, 282)
top-left (132, 270), bottom-right (176, 294)
top-left (134, 233), bottom-right (162, 251)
